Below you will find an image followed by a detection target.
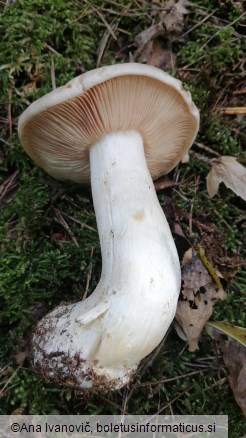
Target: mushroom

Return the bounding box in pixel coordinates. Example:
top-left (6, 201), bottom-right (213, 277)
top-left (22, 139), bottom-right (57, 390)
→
top-left (18, 63), bottom-right (199, 391)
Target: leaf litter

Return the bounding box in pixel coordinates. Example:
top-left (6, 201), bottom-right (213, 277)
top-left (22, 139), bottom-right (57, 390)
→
top-left (161, 194), bottom-right (243, 354)
top-left (207, 156), bottom-right (246, 201)
top-left (174, 247), bottom-right (227, 352)
top-left (206, 322), bottom-right (246, 416)
top-left (133, 0), bottom-right (190, 69)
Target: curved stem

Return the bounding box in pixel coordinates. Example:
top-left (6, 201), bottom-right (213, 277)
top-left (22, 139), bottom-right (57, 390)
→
top-left (86, 130), bottom-right (180, 365)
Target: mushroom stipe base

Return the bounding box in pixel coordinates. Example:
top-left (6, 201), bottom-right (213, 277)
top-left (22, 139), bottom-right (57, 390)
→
top-left (31, 130), bottom-right (181, 390)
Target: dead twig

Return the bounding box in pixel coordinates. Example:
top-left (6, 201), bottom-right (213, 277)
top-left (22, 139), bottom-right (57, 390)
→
top-left (60, 210), bottom-right (97, 233)
top-left (7, 88), bottom-right (12, 147)
top-left (219, 107), bottom-right (246, 115)
top-left (189, 150), bottom-right (212, 164)
top-left (154, 180), bottom-right (178, 191)
top-left (93, 7), bottom-right (117, 40)
top-left (53, 208), bottom-right (79, 248)
top-left (44, 42), bottom-right (62, 56)
top-left (173, 8), bottom-right (218, 42)
top-left (233, 89), bottom-right (246, 95)
top-left (212, 76), bottom-right (234, 113)
top-left (189, 200), bottom-right (193, 236)
top-left (156, 384), bottom-right (194, 415)
top-left (0, 171), bottom-right (19, 208)
top-left (0, 365), bottom-right (21, 396)
top-left (136, 369), bottom-right (209, 388)
top-left (195, 142), bottom-right (220, 157)
top-left (97, 1), bottom-right (132, 66)
top-left (175, 205), bottom-right (217, 233)
top-left (97, 18), bottom-right (119, 67)
top-left (51, 57), bottom-right (56, 90)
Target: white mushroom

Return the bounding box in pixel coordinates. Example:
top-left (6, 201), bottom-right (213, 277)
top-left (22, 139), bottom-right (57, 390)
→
top-left (18, 63), bottom-right (199, 390)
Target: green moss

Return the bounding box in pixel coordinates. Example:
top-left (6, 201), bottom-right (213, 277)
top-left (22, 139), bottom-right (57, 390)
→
top-left (179, 0), bottom-right (245, 69)
top-left (0, 0), bottom-right (99, 98)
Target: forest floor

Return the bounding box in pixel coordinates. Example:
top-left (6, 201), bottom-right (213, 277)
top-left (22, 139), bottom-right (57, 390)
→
top-left (0, 1), bottom-right (245, 437)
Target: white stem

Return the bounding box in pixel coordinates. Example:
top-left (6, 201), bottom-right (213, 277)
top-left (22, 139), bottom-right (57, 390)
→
top-left (32, 130), bottom-right (181, 390)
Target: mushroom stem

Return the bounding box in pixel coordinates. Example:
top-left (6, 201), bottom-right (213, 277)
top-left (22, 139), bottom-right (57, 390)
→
top-left (31, 130), bottom-right (181, 390)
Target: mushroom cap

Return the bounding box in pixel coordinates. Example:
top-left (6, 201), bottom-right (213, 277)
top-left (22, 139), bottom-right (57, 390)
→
top-left (18, 63), bottom-right (199, 183)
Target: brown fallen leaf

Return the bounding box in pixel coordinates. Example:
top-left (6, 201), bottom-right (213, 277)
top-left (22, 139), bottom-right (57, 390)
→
top-left (206, 156), bottom-right (246, 201)
top-left (14, 351), bottom-right (27, 366)
top-left (133, 0), bottom-right (190, 67)
top-left (148, 39), bottom-right (176, 70)
top-left (134, 22), bottom-right (164, 50)
top-left (134, 32), bottom-right (177, 70)
top-left (174, 249), bottom-right (227, 351)
top-left (224, 341), bottom-right (246, 416)
top-left (206, 324), bottom-right (246, 417)
top-left (11, 408), bottom-right (25, 415)
top-left (150, 0), bottom-right (190, 34)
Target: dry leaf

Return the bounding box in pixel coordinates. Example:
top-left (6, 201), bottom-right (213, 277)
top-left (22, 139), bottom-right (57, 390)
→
top-left (224, 341), bottom-right (246, 417)
top-left (134, 36), bottom-right (176, 70)
top-left (133, 0), bottom-right (190, 67)
top-left (206, 322), bottom-right (246, 347)
top-left (206, 156), bottom-right (246, 201)
top-left (11, 408), bottom-right (25, 415)
top-left (206, 324), bottom-right (246, 416)
top-left (15, 351), bottom-right (27, 366)
top-left (150, 0), bottom-right (190, 33)
top-left (175, 300), bottom-right (214, 350)
top-left (148, 40), bottom-right (176, 70)
top-left (174, 249), bottom-right (227, 351)
top-left (134, 23), bottom-right (164, 49)
top-left (160, 0), bottom-right (190, 34)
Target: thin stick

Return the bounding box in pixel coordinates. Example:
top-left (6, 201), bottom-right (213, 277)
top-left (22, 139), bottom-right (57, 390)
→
top-left (8, 88), bottom-right (12, 147)
top-left (51, 58), bottom-right (56, 90)
top-left (189, 201), bottom-right (193, 236)
top-left (54, 208), bottom-right (79, 247)
top-left (44, 42), bottom-right (61, 56)
top-left (156, 385), bottom-right (194, 415)
top-left (0, 171), bottom-right (19, 207)
top-left (1, 366), bottom-right (21, 393)
top-left (61, 211), bottom-right (97, 233)
top-left (137, 369), bottom-right (208, 388)
top-left (154, 180), bottom-right (178, 191)
top-left (219, 107), bottom-right (246, 115)
top-left (93, 7), bottom-right (117, 40)
top-left (233, 89), bottom-right (246, 95)
top-left (195, 142), bottom-right (220, 157)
